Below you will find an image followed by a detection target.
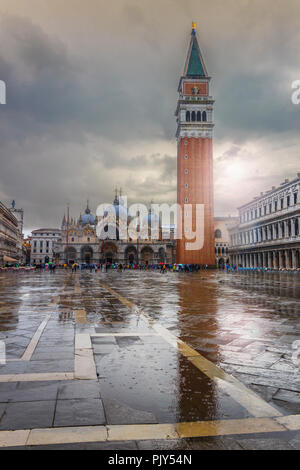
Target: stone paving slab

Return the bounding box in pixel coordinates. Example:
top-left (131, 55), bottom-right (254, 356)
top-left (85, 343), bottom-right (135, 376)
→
top-left (0, 270), bottom-right (299, 449)
top-left (0, 380), bottom-right (60, 402)
top-left (57, 380), bottom-right (101, 400)
top-left (0, 400), bottom-right (56, 430)
top-left (54, 398), bottom-right (105, 427)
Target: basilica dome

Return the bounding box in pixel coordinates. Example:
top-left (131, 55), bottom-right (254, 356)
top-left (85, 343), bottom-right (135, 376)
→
top-left (104, 195), bottom-right (128, 220)
top-left (80, 203), bottom-right (96, 225)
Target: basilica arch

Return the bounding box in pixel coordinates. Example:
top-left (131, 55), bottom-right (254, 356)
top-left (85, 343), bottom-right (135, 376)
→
top-left (124, 245), bottom-right (137, 264)
top-left (102, 242), bottom-right (118, 264)
top-left (141, 246), bottom-right (154, 265)
top-left (81, 245), bottom-right (93, 264)
top-left (65, 246), bottom-right (77, 264)
top-left (158, 247), bottom-right (166, 263)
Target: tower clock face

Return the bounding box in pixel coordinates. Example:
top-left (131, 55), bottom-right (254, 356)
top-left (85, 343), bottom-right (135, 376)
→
top-left (192, 85), bottom-right (199, 94)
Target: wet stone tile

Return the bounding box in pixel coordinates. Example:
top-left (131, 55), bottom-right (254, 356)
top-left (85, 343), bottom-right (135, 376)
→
top-left (0, 400), bottom-right (56, 430)
top-left (137, 439), bottom-right (191, 450)
top-left (289, 433), bottom-right (300, 450)
top-left (237, 437), bottom-right (295, 450)
top-left (57, 380), bottom-right (101, 399)
top-left (6, 381), bottom-right (60, 402)
top-left (102, 397), bottom-right (157, 425)
top-left (22, 441), bottom-right (138, 450)
top-left (115, 336), bottom-right (143, 348)
top-left (0, 383), bottom-right (18, 402)
top-left (54, 398), bottom-right (105, 427)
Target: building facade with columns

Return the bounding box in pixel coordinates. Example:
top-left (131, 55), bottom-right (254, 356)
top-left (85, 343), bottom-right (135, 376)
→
top-left (0, 201), bottom-right (24, 264)
top-left (31, 228), bottom-right (61, 265)
top-left (228, 174), bottom-right (300, 269)
top-left (214, 216), bottom-right (239, 267)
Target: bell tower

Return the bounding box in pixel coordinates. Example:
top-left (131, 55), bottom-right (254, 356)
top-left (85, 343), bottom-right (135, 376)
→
top-left (176, 23), bottom-right (215, 265)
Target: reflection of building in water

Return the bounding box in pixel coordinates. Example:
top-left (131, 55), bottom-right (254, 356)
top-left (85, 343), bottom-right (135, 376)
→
top-left (176, 273), bottom-right (220, 422)
top-left (53, 194), bottom-right (176, 265)
top-left (229, 174), bottom-right (300, 269)
top-left (214, 216), bottom-right (239, 267)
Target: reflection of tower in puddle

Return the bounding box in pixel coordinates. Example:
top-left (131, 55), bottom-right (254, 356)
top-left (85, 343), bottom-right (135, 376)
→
top-left (175, 272), bottom-right (219, 422)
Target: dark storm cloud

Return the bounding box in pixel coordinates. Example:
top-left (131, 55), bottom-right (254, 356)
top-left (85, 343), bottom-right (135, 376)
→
top-left (0, 0), bottom-right (300, 229)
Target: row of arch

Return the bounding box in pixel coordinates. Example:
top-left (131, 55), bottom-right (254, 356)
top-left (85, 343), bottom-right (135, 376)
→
top-left (186, 110), bottom-right (207, 122)
top-left (62, 244), bottom-right (166, 265)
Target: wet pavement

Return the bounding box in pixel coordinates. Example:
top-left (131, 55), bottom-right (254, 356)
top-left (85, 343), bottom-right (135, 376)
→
top-left (0, 269), bottom-right (299, 449)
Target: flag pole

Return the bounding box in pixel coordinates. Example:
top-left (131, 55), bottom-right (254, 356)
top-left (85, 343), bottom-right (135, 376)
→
top-left (66, 203), bottom-right (70, 265)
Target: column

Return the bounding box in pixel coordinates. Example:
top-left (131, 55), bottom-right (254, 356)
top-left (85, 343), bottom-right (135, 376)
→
top-left (268, 251), bottom-right (273, 269)
top-left (284, 250), bottom-right (289, 269)
top-left (284, 220), bottom-right (288, 239)
top-left (273, 251), bottom-right (277, 269)
top-left (292, 249), bottom-right (297, 269)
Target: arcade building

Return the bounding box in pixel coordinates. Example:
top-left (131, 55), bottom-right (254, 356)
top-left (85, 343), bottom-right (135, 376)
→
top-left (53, 195), bottom-right (176, 266)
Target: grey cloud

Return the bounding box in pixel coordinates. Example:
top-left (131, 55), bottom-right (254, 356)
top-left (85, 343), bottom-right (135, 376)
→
top-left (0, 1), bottom-right (300, 231)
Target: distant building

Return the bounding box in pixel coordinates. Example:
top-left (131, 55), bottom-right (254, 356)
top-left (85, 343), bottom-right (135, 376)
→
top-left (53, 197), bottom-right (176, 265)
top-left (10, 200), bottom-right (24, 235)
top-left (30, 228), bottom-right (61, 265)
top-left (228, 174), bottom-right (300, 269)
top-left (214, 216), bottom-right (239, 267)
top-left (0, 201), bottom-right (23, 264)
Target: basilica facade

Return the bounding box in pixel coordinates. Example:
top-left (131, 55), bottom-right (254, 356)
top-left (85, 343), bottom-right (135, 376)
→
top-left (53, 196), bottom-right (176, 266)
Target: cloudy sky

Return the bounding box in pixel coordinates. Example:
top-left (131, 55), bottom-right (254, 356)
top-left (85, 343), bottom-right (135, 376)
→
top-left (0, 0), bottom-right (300, 233)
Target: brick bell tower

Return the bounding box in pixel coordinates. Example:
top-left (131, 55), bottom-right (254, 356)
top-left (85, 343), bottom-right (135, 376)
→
top-left (176, 23), bottom-right (215, 265)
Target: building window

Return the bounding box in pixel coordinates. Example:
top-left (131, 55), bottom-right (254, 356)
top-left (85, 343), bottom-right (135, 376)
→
top-left (215, 229), bottom-right (222, 238)
top-left (184, 169), bottom-right (188, 174)
top-left (186, 111), bottom-right (190, 122)
top-left (269, 203), bottom-right (272, 213)
top-left (280, 199), bottom-right (284, 209)
top-left (259, 207), bottom-right (262, 217)
top-left (185, 183), bottom-right (188, 188)
top-left (287, 195), bottom-right (290, 207)
top-left (202, 111), bottom-right (207, 121)
top-left (184, 140), bottom-right (188, 145)
top-left (184, 155), bottom-right (188, 160)
top-left (274, 201), bottom-right (278, 211)
top-left (184, 197), bottom-right (188, 203)
top-left (71, 237), bottom-right (74, 242)
top-left (294, 193), bottom-right (298, 204)
top-left (197, 111), bottom-right (201, 121)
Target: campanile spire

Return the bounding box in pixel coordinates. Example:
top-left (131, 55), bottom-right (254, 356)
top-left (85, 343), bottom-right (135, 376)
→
top-left (176, 24), bottom-right (215, 265)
